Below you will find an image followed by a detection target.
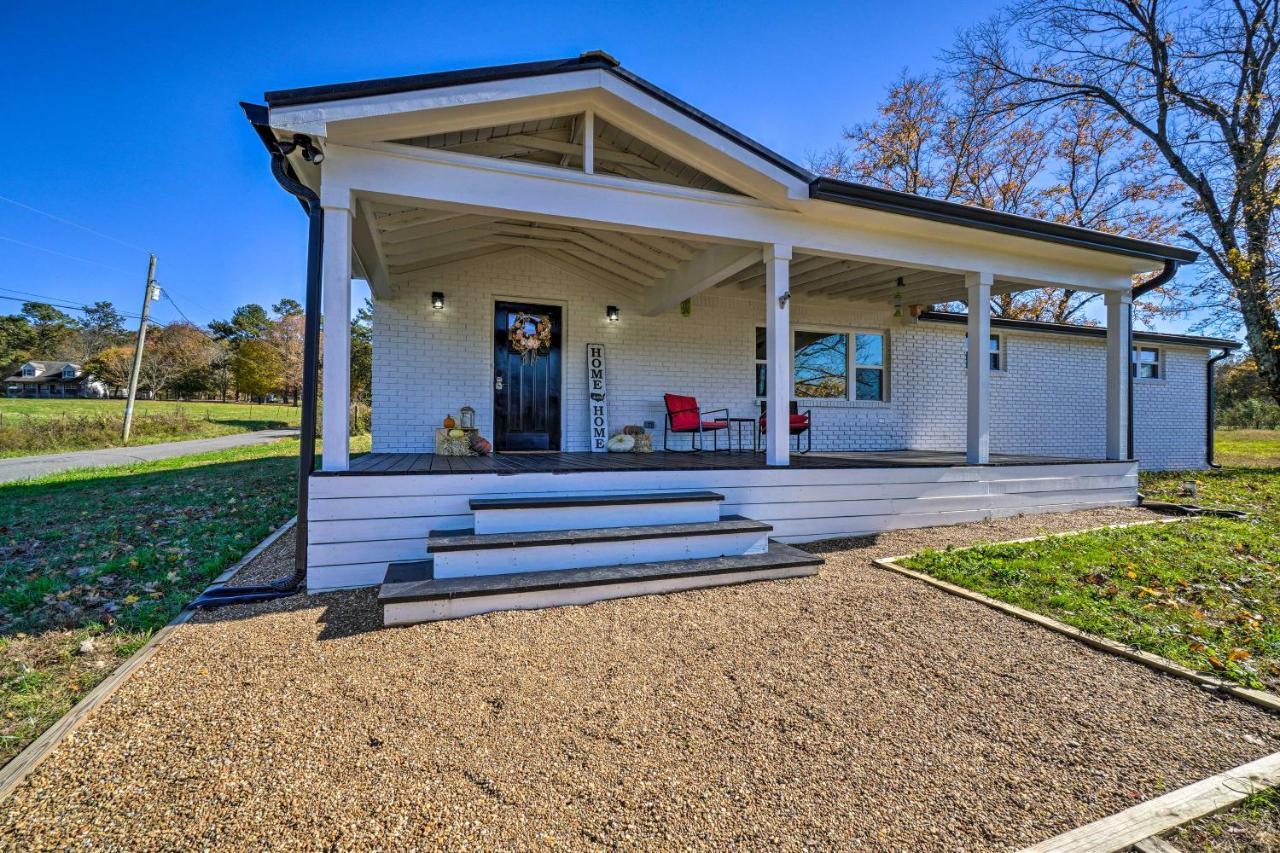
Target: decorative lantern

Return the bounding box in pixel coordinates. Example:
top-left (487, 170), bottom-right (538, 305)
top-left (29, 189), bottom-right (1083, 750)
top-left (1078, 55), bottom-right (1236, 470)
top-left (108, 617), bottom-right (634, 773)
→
top-left (459, 406), bottom-right (475, 430)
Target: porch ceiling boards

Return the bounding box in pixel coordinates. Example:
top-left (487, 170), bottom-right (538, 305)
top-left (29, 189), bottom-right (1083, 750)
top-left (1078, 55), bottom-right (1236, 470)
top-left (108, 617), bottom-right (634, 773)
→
top-left (326, 449), bottom-right (1102, 476)
top-left (359, 201), bottom-right (991, 308)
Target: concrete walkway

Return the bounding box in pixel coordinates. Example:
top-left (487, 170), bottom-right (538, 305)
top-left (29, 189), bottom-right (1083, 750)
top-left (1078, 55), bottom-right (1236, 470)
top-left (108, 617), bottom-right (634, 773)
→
top-left (0, 429), bottom-right (299, 484)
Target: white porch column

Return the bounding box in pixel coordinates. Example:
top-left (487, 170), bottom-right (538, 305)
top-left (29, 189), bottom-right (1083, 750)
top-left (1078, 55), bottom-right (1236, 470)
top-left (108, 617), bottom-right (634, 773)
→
top-left (1105, 289), bottom-right (1133, 461)
top-left (764, 244), bottom-right (792, 466)
top-left (321, 202), bottom-right (353, 472)
top-left (965, 271), bottom-right (993, 464)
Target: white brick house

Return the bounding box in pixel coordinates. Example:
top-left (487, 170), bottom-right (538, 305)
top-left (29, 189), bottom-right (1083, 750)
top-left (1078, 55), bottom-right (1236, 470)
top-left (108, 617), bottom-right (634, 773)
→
top-left (241, 53), bottom-right (1237, 620)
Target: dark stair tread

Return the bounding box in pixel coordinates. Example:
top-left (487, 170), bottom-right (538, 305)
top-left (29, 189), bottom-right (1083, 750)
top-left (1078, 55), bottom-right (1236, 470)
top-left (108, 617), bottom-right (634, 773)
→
top-left (470, 490), bottom-right (724, 511)
top-left (427, 515), bottom-right (771, 553)
top-left (383, 559), bottom-right (433, 584)
top-left (379, 542), bottom-right (821, 603)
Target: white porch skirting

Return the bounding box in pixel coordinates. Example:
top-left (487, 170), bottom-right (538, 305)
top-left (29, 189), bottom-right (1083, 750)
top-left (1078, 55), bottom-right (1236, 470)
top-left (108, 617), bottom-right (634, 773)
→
top-left (305, 460), bottom-right (1138, 592)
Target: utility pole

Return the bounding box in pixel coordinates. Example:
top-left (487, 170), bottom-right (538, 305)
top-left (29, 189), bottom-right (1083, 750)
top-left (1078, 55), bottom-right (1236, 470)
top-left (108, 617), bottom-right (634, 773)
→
top-left (121, 253), bottom-right (158, 445)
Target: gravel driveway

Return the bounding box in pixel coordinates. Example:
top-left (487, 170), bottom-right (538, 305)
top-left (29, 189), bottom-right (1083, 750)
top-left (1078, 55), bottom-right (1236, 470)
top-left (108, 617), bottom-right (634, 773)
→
top-left (3, 506), bottom-right (1277, 851)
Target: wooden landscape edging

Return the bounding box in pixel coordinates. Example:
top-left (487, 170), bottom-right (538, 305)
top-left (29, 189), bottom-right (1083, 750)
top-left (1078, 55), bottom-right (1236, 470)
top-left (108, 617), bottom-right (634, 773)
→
top-left (0, 517), bottom-right (297, 804)
top-left (871, 518), bottom-right (1280, 715)
top-left (1021, 749), bottom-right (1280, 852)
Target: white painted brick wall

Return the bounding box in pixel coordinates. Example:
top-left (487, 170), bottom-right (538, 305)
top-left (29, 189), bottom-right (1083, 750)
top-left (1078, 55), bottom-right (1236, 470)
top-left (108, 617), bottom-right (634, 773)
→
top-left (371, 249), bottom-right (1208, 471)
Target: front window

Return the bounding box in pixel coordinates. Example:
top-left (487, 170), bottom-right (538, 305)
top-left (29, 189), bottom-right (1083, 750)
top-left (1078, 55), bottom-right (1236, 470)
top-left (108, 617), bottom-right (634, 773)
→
top-left (754, 328), bottom-right (886, 401)
top-left (1132, 346), bottom-right (1161, 379)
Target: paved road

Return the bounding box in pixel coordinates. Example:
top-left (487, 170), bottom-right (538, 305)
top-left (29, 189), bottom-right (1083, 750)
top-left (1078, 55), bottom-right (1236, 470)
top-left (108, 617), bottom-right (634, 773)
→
top-left (0, 429), bottom-right (299, 484)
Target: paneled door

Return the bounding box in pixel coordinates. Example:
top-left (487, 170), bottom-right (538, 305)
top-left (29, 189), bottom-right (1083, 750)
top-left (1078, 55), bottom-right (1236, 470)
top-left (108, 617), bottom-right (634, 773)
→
top-left (493, 301), bottom-right (562, 451)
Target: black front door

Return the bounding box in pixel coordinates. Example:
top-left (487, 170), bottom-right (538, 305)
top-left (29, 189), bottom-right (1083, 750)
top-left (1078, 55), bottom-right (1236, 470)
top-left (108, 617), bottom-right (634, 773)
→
top-left (493, 301), bottom-right (562, 451)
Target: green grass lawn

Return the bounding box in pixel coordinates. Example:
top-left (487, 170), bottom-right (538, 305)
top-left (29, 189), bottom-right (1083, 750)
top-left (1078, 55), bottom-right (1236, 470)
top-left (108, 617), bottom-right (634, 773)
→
top-left (0, 398), bottom-right (301, 458)
top-left (1217, 428), bottom-right (1280, 467)
top-left (902, 460), bottom-right (1280, 693)
top-left (0, 434), bottom-right (369, 766)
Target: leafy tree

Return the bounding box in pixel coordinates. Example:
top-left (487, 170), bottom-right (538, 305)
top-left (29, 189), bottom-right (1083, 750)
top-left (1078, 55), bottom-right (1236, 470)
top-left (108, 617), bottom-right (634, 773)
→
top-left (209, 304), bottom-right (272, 342)
top-left (272, 298), bottom-right (304, 317)
top-left (0, 315), bottom-right (37, 377)
top-left (351, 298), bottom-right (373, 405)
top-left (20, 302), bottom-right (76, 357)
top-left (85, 344), bottom-right (134, 391)
top-left (231, 338), bottom-right (283, 401)
top-left (70, 300), bottom-right (129, 362)
top-left (264, 312), bottom-right (304, 404)
top-left (952, 0), bottom-right (1280, 403)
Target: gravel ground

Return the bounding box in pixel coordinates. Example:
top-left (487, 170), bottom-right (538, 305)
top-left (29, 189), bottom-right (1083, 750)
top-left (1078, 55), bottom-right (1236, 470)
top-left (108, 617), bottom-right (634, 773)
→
top-left (3, 506), bottom-right (1278, 851)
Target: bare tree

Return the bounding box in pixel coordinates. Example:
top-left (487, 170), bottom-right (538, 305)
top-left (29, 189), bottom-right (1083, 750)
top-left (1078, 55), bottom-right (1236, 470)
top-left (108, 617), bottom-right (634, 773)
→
top-left (813, 65), bottom-right (1174, 324)
top-left (952, 0), bottom-right (1280, 403)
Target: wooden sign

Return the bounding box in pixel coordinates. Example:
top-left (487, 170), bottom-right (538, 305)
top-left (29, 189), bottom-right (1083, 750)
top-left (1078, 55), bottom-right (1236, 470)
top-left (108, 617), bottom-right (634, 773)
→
top-left (586, 342), bottom-right (608, 452)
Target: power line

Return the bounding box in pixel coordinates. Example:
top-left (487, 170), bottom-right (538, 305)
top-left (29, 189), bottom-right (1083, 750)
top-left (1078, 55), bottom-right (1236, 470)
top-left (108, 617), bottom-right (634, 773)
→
top-left (160, 288), bottom-right (194, 325)
top-left (0, 193), bottom-right (150, 254)
top-left (0, 293), bottom-right (151, 324)
top-left (0, 234), bottom-right (134, 275)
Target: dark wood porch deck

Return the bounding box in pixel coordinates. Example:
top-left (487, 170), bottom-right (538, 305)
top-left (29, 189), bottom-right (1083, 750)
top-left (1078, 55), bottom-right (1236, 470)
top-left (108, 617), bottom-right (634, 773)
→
top-left (325, 449), bottom-right (1105, 476)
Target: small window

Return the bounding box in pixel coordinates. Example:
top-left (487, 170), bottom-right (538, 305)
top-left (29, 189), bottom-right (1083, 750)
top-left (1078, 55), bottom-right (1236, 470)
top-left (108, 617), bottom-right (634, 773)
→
top-left (1132, 346), bottom-right (1161, 380)
top-left (963, 334), bottom-right (1004, 370)
top-left (21, 365), bottom-right (35, 377)
top-left (62, 366), bottom-right (76, 379)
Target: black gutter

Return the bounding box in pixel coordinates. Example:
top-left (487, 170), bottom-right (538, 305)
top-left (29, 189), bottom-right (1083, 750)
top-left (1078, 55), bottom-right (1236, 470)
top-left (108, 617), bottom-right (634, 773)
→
top-left (811, 180), bottom-right (1199, 265)
top-left (189, 104), bottom-right (323, 609)
top-left (916, 310), bottom-right (1240, 351)
top-left (1206, 348), bottom-right (1232, 468)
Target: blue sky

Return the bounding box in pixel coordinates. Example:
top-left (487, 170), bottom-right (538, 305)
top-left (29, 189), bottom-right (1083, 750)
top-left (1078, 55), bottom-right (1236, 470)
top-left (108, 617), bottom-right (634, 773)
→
top-left (1, 0), bottom-right (1208, 334)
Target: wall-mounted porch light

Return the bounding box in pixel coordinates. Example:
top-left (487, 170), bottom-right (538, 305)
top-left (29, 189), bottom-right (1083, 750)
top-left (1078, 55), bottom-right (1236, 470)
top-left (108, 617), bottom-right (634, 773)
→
top-left (432, 292), bottom-right (445, 310)
top-left (606, 305), bottom-right (619, 322)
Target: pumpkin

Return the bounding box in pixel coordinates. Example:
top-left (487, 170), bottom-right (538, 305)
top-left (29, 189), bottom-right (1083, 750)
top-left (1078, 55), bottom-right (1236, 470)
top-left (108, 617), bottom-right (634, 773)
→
top-left (606, 434), bottom-right (635, 453)
top-left (448, 428), bottom-right (465, 438)
top-left (443, 414), bottom-right (457, 429)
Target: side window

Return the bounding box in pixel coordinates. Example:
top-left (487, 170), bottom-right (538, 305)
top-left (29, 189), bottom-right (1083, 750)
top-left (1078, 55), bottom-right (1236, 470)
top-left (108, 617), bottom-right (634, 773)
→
top-left (1132, 346), bottom-right (1161, 380)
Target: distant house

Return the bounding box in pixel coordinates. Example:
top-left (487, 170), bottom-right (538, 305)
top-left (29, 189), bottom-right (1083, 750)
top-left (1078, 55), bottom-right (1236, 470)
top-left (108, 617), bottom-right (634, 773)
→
top-left (4, 361), bottom-right (109, 398)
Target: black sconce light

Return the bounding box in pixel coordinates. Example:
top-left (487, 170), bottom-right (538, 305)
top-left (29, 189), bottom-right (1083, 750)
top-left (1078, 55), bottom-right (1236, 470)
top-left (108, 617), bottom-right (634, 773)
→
top-left (277, 133), bottom-right (325, 164)
top-left (606, 305), bottom-right (619, 322)
top-left (432, 292), bottom-right (445, 310)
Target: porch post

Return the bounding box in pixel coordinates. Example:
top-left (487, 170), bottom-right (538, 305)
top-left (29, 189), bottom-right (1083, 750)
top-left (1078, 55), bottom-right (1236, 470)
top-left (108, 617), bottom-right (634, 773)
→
top-left (321, 201), bottom-right (353, 472)
top-left (965, 271), bottom-right (992, 465)
top-left (764, 243), bottom-right (792, 466)
top-left (1105, 289), bottom-right (1132, 461)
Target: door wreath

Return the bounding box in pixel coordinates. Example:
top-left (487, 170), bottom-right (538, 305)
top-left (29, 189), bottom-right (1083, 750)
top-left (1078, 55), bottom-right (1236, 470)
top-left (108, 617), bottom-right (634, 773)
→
top-left (508, 312), bottom-right (552, 364)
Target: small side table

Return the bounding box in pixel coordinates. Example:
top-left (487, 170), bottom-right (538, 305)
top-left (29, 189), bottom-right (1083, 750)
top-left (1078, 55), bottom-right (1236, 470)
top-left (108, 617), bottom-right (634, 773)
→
top-left (726, 417), bottom-right (759, 453)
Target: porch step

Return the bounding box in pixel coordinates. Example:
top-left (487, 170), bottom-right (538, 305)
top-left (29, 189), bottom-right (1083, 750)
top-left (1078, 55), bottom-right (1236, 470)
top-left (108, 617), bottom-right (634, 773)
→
top-left (428, 516), bottom-right (772, 578)
top-left (380, 542), bottom-right (822, 625)
top-left (470, 490), bottom-right (725, 534)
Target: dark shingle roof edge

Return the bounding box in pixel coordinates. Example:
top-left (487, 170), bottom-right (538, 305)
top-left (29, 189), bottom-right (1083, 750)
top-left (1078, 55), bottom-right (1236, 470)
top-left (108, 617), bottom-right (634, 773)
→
top-left (918, 311), bottom-right (1240, 350)
top-left (258, 53), bottom-right (1197, 266)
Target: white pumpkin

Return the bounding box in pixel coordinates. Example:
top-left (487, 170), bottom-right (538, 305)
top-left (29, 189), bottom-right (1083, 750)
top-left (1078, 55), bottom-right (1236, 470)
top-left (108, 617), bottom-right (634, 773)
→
top-left (606, 434), bottom-right (635, 453)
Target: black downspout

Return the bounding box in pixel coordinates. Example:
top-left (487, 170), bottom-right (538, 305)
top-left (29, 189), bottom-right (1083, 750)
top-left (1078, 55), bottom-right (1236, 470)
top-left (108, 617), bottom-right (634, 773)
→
top-left (190, 134), bottom-right (323, 608)
top-left (1128, 260), bottom-right (1179, 460)
top-left (1206, 348), bottom-right (1230, 468)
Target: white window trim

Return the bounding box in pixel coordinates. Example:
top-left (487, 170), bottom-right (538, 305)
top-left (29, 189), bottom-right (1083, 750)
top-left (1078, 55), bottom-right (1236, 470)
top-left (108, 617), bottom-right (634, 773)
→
top-left (1132, 344), bottom-right (1163, 381)
top-left (754, 325), bottom-right (890, 405)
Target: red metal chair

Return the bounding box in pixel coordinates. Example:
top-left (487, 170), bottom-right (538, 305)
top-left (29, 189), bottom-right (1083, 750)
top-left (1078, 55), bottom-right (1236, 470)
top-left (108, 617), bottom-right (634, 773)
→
top-left (758, 401), bottom-right (812, 454)
top-left (663, 393), bottom-right (730, 452)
